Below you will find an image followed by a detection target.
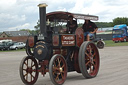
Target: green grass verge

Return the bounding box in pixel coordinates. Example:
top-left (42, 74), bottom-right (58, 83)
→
top-left (104, 40), bottom-right (128, 47)
top-left (0, 48), bottom-right (25, 52)
top-left (0, 41), bottom-right (128, 52)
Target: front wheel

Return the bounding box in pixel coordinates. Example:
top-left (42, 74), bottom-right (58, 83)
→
top-left (19, 56), bottom-right (39, 85)
top-left (79, 41), bottom-right (100, 78)
top-left (49, 54), bottom-right (67, 85)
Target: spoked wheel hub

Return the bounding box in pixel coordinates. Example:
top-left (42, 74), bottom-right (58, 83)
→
top-left (26, 67), bottom-right (33, 74)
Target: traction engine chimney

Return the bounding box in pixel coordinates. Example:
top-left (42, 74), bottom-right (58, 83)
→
top-left (38, 3), bottom-right (48, 37)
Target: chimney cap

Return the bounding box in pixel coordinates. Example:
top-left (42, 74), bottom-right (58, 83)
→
top-left (38, 3), bottom-right (48, 7)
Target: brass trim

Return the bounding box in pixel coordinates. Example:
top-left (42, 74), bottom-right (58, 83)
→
top-left (36, 41), bottom-right (45, 44)
top-left (36, 45), bottom-right (45, 48)
top-left (38, 3), bottom-right (48, 7)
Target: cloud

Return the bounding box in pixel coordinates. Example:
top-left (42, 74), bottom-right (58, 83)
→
top-left (0, 13), bottom-right (26, 28)
top-left (0, 0), bottom-right (128, 32)
top-left (8, 23), bottom-right (30, 31)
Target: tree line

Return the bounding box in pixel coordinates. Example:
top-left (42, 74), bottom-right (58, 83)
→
top-left (95, 17), bottom-right (128, 28)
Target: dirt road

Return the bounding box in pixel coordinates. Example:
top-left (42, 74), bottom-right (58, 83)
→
top-left (0, 46), bottom-right (128, 85)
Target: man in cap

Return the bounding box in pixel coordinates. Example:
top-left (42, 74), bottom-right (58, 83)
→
top-left (66, 15), bottom-right (78, 34)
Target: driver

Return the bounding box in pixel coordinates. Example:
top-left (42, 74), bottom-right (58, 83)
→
top-left (66, 15), bottom-right (78, 34)
top-left (82, 20), bottom-right (98, 41)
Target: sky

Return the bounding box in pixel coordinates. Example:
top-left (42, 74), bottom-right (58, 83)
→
top-left (0, 0), bottom-right (128, 32)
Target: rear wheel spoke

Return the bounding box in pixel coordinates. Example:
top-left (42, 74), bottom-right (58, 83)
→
top-left (85, 61), bottom-right (90, 66)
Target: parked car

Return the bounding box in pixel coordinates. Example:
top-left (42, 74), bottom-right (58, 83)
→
top-left (10, 42), bottom-right (26, 50)
top-left (0, 42), bottom-right (14, 51)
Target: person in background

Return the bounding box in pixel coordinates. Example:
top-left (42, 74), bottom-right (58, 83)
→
top-left (66, 15), bottom-right (78, 34)
top-left (82, 20), bottom-right (98, 41)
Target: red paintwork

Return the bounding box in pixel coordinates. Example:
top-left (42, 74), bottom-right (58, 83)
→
top-left (46, 11), bottom-right (98, 21)
top-left (53, 48), bottom-right (67, 56)
top-left (113, 37), bottom-right (125, 41)
top-left (28, 37), bottom-right (34, 47)
top-left (74, 49), bottom-right (81, 73)
top-left (53, 35), bottom-right (59, 46)
top-left (38, 60), bottom-right (49, 76)
top-left (75, 28), bottom-right (84, 47)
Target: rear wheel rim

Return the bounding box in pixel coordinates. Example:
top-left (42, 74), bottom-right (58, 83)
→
top-left (79, 41), bottom-right (100, 78)
top-left (85, 43), bottom-right (99, 76)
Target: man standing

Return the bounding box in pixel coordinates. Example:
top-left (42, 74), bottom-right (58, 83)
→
top-left (66, 15), bottom-right (78, 34)
top-left (82, 20), bottom-right (98, 41)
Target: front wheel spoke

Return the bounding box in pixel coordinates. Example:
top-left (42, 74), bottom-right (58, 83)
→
top-left (55, 74), bottom-right (59, 80)
top-left (62, 71), bottom-right (65, 73)
top-left (24, 62), bottom-right (28, 67)
top-left (24, 73), bottom-right (28, 77)
top-left (58, 58), bottom-right (62, 67)
top-left (30, 73), bottom-right (33, 82)
top-left (23, 69), bottom-right (26, 71)
top-left (53, 66), bottom-right (57, 72)
top-left (31, 73), bottom-right (35, 79)
top-left (62, 65), bottom-right (65, 68)
top-left (32, 64), bottom-right (35, 67)
top-left (61, 73), bottom-right (64, 79)
top-left (26, 73), bottom-right (28, 80)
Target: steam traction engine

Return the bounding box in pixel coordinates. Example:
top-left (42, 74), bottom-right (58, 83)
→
top-left (19, 3), bottom-right (100, 85)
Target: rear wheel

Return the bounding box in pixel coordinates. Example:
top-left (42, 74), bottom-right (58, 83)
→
top-left (79, 41), bottom-right (100, 78)
top-left (49, 54), bottom-right (67, 85)
top-left (19, 56), bottom-right (39, 85)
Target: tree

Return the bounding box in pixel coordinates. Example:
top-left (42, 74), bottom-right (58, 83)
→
top-left (95, 22), bottom-right (113, 28)
top-left (20, 29), bottom-right (37, 35)
top-left (34, 20), bottom-right (40, 33)
top-left (112, 17), bottom-right (128, 26)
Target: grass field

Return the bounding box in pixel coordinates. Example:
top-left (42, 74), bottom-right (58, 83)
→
top-left (104, 40), bottom-right (128, 47)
